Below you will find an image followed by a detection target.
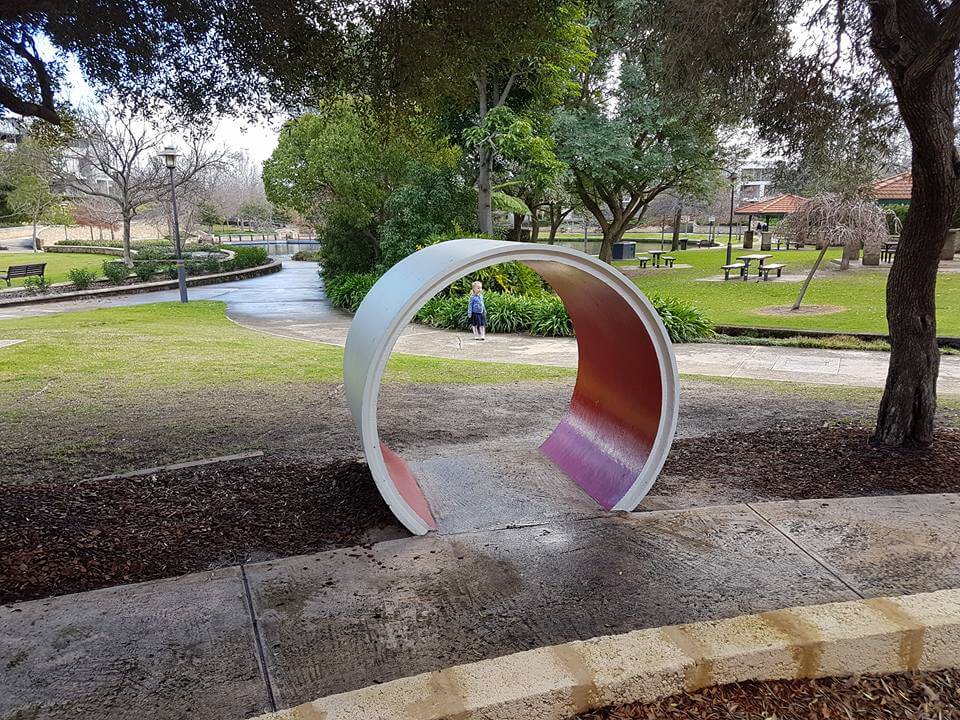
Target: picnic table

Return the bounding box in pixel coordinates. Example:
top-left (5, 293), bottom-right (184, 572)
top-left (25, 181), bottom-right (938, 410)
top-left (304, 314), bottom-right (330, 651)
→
top-left (648, 249), bottom-right (666, 268)
top-left (881, 240), bottom-right (898, 263)
top-left (736, 254), bottom-right (773, 273)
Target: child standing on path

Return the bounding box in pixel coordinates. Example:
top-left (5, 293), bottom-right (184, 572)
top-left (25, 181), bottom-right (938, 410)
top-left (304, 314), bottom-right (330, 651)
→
top-left (468, 280), bottom-right (486, 340)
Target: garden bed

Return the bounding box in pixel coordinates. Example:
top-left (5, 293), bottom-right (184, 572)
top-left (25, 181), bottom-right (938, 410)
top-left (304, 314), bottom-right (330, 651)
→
top-left (0, 455), bottom-right (405, 604)
top-left (576, 668), bottom-right (960, 719)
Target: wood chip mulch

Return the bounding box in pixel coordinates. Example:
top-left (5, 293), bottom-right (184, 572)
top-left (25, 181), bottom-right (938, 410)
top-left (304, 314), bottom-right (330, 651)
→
top-left (577, 669), bottom-right (960, 719)
top-left (659, 426), bottom-right (960, 498)
top-left (0, 457), bottom-right (404, 604)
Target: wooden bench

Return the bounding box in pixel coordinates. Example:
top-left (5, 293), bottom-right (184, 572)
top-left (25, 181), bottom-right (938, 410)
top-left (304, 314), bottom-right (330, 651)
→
top-left (2, 263), bottom-right (46, 286)
top-left (758, 263), bottom-right (785, 281)
top-left (775, 238), bottom-right (803, 250)
top-left (662, 255), bottom-right (676, 268)
top-left (722, 262), bottom-right (746, 281)
top-left (638, 255), bottom-right (650, 268)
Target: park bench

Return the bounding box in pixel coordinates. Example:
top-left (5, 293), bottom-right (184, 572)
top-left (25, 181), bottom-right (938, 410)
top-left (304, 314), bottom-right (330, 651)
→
top-left (662, 255), bottom-right (676, 268)
top-left (722, 262), bottom-right (746, 281)
top-left (2, 263), bottom-right (46, 286)
top-left (758, 263), bottom-right (786, 281)
top-left (638, 255), bottom-right (650, 268)
top-left (775, 237), bottom-right (803, 250)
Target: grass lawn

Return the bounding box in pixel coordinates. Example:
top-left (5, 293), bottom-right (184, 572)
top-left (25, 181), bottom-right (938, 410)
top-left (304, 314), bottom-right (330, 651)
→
top-left (0, 301), bottom-right (574, 399)
top-left (0, 251), bottom-right (106, 288)
top-left (618, 246), bottom-right (960, 336)
top-left (554, 231), bottom-right (714, 243)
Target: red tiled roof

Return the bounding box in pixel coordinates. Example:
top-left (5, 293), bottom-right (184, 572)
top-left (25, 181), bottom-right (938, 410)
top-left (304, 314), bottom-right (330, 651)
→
top-left (734, 193), bottom-right (808, 216)
top-left (868, 171), bottom-right (912, 201)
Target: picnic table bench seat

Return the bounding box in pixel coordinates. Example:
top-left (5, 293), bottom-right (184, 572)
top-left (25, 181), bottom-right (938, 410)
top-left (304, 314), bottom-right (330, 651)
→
top-left (637, 254), bottom-right (650, 268)
top-left (758, 263), bottom-right (786, 281)
top-left (721, 262), bottom-right (747, 281)
top-left (1, 263), bottom-right (46, 286)
top-left (661, 255), bottom-right (676, 268)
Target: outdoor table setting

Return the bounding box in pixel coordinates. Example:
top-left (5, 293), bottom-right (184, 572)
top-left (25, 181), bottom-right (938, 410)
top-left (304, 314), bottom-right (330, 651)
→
top-left (881, 240), bottom-right (898, 263)
top-left (736, 254), bottom-right (773, 272)
top-left (649, 249), bottom-right (666, 267)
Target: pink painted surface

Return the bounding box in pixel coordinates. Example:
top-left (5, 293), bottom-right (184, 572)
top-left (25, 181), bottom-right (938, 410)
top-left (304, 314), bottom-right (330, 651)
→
top-left (527, 261), bottom-right (663, 509)
top-left (381, 442), bottom-right (438, 529)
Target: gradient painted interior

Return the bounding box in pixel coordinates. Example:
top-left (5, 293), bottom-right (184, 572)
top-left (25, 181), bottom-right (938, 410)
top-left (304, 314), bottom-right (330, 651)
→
top-left (378, 260), bottom-right (664, 527)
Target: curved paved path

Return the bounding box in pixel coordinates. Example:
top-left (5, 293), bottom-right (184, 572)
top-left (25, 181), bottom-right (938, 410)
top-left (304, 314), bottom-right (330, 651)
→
top-left (2, 259), bottom-right (959, 393)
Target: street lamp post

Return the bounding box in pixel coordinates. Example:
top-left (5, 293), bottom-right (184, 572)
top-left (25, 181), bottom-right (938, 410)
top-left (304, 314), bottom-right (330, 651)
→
top-left (726, 171), bottom-right (738, 266)
top-left (159, 146), bottom-right (187, 304)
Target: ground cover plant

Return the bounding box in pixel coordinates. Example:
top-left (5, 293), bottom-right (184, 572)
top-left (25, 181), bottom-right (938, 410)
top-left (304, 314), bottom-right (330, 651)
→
top-left (0, 251), bottom-right (104, 288)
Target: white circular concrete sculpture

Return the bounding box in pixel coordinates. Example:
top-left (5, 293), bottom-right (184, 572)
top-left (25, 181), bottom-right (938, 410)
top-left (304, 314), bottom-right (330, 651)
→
top-left (344, 238), bottom-right (679, 535)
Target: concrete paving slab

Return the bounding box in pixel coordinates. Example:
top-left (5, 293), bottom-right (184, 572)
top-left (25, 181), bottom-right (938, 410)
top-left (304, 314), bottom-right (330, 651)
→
top-left (0, 338), bottom-right (23, 349)
top-left (245, 506), bottom-right (856, 708)
top-left (408, 447), bottom-right (602, 533)
top-left (751, 493), bottom-right (960, 597)
top-left (0, 567), bottom-right (272, 720)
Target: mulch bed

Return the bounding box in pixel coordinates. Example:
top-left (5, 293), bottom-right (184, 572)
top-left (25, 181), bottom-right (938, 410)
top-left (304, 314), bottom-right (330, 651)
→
top-left (0, 456), bottom-right (404, 604)
top-left (576, 669), bottom-right (960, 719)
top-left (659, 426), bottom-right (960, 498)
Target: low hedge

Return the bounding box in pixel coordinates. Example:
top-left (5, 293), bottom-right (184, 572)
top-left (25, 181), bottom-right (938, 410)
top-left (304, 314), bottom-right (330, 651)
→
top-left (326, 271), bottom-right (713, 342)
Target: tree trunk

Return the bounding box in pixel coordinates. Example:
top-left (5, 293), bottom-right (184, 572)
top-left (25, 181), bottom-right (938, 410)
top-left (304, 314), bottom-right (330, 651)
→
top-left (792, 242), bottom-right (830, 310)
top-left (122, 215), bottom-right (134, 266)
top-left (476, 73), bottom-right (493, 236)
top-left (872, 49), bottom-right (958, 447)
top-left (530, 208), bottom-right (540, 243)
top-left (31, 220), bottom-right (38, 252)
top-left (671, 205), bottom-right (682, 251)
top-left (599, 216), bottom-right (630, 264)
top-left (511, 212), bottom-right (523, 241)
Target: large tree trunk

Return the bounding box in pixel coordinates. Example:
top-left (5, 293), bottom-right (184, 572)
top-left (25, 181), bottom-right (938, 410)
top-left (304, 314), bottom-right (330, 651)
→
top-left (872, 49), bottom-right (958, 447)
top-left (31, 220), bottom-right (39, 252)
top-left (530, 208), bottom-right (540, 243)
top-left (122, 215), bottom-right (134, 267)
top-left (511, 212), bottom-right (523, 241)
top-left (476, 73), bottom-right (493, 236)
top-left (671, 204), bottom-right (682, 251)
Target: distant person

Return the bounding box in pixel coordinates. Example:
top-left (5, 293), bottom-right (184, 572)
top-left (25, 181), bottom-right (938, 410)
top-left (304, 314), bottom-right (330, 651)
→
top-left (468, 280), bottom-right (487, 340)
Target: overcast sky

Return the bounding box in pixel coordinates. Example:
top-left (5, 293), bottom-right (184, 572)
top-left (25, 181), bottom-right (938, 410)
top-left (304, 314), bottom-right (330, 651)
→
top-left (54, 41), bottom-right (282, 165)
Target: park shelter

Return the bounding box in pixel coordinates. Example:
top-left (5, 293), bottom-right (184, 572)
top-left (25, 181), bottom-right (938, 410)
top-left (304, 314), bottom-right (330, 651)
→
top-left (734, 193), bottom-right (808, 228)
top-left (867, 171), bottom-right (912, 205)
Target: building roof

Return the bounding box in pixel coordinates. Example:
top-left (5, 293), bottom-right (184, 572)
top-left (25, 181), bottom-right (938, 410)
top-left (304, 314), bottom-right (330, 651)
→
top-left (868, 171), bottom-right (912, 201)
top-left (734, 193), bottom-right (808, 216)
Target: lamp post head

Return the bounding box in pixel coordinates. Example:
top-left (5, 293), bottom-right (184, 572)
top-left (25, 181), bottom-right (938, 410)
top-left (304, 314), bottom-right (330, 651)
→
top-left (728, 171), bottom-right (739, 183)
top-left (159, 146), bottom-right (179, 169)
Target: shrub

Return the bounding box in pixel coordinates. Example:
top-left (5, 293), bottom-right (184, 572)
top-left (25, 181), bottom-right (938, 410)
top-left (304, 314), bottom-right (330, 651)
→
top-left (224, 245), bottom-right (268, 271)
top-left (325, 272), bottom-right (379, 312)
top-left (648, 294), bottom-right (714, 343)
top-left (67, 267), bottom-right (98, 289)
top-left (102, 261), bottom-right (130, 284)
top-left (162, 264), bottom-right (179, 279)
top-left (22, 275), bottom-right (50, 293)
top-left (184, 257), bottom-right (221, 275)
top-left (485, 292), bottom-right (538, 333)
top-left (292, 250), bottom-right (322, 261)
top-left (528, 296), bottom-right (574, 337)
top-left (133, 262), bottom-right (158, 281)
top-left (448, 261), bottom-right (548, 296)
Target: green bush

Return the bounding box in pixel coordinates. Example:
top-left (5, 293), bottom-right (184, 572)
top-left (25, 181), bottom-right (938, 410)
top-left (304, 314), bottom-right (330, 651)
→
top-left (102, 261), bottom-right (130, 284)
top-left (292, 250), bottom-right (322, 261)
top-left (162, 264), bottom-right (179, 279)
top-left (448, 261), bottom-right (548, 296)
top-left (325, 272), bottom-right (379, 312)
top-left (133, 262), bottom-right (158, 281)
top-left (224, 246), bottom-right (269, 271)
top-left (648, 294), bottom-right (714, 343)
top-left (22, 275), bottom-right (51, 294)
top-left (324, 271), bottom-right (713, 342)
top-left (67, 267), bottom-right (98, 289)
top-left (185, 257), bottom-right (221, 275)
top-left (528, 296), bottom-right (574, 336)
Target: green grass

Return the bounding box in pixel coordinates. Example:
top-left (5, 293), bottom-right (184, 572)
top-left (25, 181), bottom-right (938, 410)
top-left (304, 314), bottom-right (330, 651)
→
top-left (0, 252), bottom-right (106, 288)
top-left (0, 302), bottom-right (574, 403)
top-left (618, 246), bottom-right (960, 336)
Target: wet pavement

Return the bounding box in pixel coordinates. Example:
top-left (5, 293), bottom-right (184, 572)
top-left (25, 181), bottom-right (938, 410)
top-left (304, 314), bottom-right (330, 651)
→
top-left (3, 493), bottom-right (960, 719)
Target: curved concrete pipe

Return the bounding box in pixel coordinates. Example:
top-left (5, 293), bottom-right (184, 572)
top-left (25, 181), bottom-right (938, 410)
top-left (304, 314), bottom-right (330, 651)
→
top-left (344, 238), bottom-right (679, 534)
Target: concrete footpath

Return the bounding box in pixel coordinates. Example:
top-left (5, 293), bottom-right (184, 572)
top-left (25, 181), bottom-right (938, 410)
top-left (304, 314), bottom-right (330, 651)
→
top-left (2, 260), bottom-right (959, 393)
top-left (3, 493), bottom-right (960, 719)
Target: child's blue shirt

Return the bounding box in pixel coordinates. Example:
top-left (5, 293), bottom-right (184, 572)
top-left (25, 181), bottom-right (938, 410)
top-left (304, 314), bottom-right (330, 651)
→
top-left (469, 293), bottom-right (485, 315)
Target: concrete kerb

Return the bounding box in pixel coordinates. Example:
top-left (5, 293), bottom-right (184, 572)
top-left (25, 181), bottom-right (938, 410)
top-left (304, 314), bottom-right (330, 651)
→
top-left (251, 588), bottom-right (960, 720)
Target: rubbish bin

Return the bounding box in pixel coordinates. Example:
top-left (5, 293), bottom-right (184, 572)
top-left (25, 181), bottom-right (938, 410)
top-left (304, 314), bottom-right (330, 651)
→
top-left (743, 230), bottom-right (754, 249)
top-left (612, 241), bottom-right (636, 261)
top-left (760, 231), bottom-right (772, 251)
top-left (679, 238), bottom-right (688, 251)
